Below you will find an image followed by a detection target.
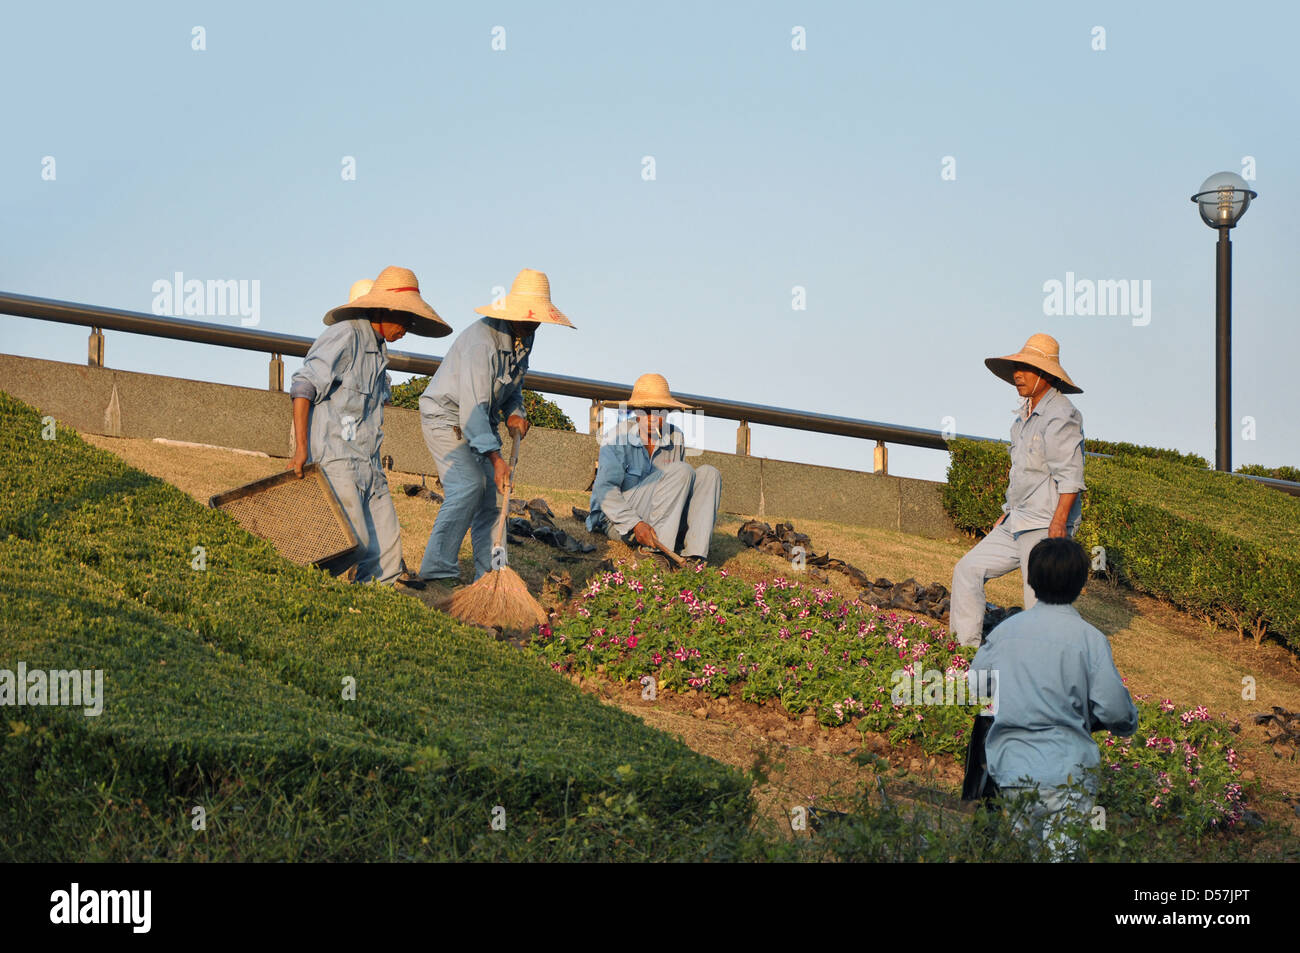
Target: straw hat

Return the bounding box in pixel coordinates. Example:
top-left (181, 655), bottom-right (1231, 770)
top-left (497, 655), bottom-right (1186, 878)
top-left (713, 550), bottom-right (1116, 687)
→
top-left (475, 268), bottom-right (574, 328)
top-left (605, 373), bottom-right (695, 411)
top-left (325, 266), bottom-right (451, 338)
top-left (985, 333), bottom-right (1082, 395)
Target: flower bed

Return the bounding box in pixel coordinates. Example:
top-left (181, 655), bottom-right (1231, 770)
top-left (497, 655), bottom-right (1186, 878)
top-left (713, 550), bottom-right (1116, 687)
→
top-left (533, 564), bottom-right (1247, 832)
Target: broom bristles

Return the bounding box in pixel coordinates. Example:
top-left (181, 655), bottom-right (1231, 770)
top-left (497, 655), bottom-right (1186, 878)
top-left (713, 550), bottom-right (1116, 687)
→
top-left (445, 566), bottom-right (547, 630)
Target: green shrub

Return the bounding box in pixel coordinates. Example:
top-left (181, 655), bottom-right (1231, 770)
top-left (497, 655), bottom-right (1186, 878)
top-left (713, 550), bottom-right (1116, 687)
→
top-left (1086, 440), bottom-right (1209, 469)
top-left (389, 376), bottom-right (574, 431)
top-left (0, 391), bottom-right (750, 860)
top-left (1075, 455), bottom-right (1300, 652)
top-left (1237, 463), bottom-right (1300, 484)
top-left (941, 439), bottom-right (1009, 535)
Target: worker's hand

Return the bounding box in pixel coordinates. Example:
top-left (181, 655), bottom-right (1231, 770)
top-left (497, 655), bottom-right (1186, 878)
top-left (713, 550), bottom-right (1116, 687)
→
top-left (506, 414), bottom-right (530, 441)
top-left (490, 452), bottom-right (511, 496)
top-left (289, 446), bottom-right (308, 478)
top-left (992, 512), bottom-right (1006, 531)
top-left (631, 521), bottom-right (658, 549)
top-left (1048, 517), bottom-right (1068, 539)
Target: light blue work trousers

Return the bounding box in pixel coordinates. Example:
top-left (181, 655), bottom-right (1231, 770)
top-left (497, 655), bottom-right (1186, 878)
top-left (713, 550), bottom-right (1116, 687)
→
top-left (601, 461), bottom-right (721, 559)
top-left (418, 424), bottom-right (502, 581)
top-left (1000, 784), bottom-right (1094, 862)
top-left (950, 523), bottom-right (1051, 647)
top-left (321, 458), bottom-right (403, 585)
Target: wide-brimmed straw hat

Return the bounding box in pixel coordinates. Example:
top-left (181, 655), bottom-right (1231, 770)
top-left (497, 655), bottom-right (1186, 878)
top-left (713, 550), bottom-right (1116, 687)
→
top-left (604, 373), bottom-right (695, 411)
top-left (475, 268), bottom-right (574, 328)
top-left (985, 333), bottom-right (1082, 394)
top-left (325, 266), bottom-right (451, 338)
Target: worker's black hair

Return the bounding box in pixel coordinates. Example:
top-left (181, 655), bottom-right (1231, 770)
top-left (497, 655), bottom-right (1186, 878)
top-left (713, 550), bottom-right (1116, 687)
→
top-left (1027, 537), bottom-right (1089, 605)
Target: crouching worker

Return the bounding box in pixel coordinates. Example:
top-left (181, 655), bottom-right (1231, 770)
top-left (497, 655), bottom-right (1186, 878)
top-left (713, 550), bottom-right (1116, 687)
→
top-left (951, 334), bottom-right (1087, 648)
top-left (288, 267), bottom-right (451, 583)
top-left (969, 537), bottom-right (1138, 861)
top-left (418, 268), bottom-right (574, 593)
top-left (586, 374), bottom-right (721, 567)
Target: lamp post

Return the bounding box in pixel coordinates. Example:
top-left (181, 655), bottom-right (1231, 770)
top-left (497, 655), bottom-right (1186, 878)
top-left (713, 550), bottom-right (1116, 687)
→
top-left (1190, 171), bottom-right (1257, 472)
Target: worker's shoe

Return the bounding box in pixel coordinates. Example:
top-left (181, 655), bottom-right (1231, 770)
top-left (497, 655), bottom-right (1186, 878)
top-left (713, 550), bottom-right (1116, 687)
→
top-left (394, 571), bottom-right (426, 590)
top-left (400, 576), bottom-right (459, 608)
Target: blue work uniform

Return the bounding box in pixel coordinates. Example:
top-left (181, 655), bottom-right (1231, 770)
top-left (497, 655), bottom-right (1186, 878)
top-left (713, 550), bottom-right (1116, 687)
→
top-left (950, 387), bottom-right (1086, 646)
top-left (417, 317), bottom-right (532, 581)
top-left (969, 602), bottom-right (1137, 858)
top-left (587, 416), bottom-right (721, 558)
top-left (288, 318), bottom-right (402, 584)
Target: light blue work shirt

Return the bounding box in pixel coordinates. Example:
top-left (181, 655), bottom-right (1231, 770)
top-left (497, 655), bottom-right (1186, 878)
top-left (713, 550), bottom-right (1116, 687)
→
top-left (587, 416), bottom-right (688, 535)
top-left (969, 602), bottom-right (1138, 792)
top-left (1002, 387), bottom-right (1086, 534)
top-left (419, 317), bottom-right (530, 455)
top-left (289, 318), bottom-right (391, 467)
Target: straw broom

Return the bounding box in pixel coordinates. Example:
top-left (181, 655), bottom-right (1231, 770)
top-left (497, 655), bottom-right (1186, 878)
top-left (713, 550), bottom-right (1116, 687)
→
top-left (443, 433), bottom-right (547, 630)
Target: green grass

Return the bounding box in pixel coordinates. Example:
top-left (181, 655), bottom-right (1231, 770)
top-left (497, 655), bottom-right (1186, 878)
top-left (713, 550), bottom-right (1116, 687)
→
top-left (0, 391), bottom-right (757, 860)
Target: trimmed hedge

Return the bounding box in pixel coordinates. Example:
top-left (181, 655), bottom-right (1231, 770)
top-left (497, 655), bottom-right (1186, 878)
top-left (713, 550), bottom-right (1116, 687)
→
top-left (944, 438), bottom-right (1300, 653)
top-left (1086, 439), bottom-right (1209, 469)
top-left (0, 391), bottom-right (752, 860)
top-left (389, 376), bottom-right (575, 432)
top-left (1237, 463), bottom-right (1300, 484)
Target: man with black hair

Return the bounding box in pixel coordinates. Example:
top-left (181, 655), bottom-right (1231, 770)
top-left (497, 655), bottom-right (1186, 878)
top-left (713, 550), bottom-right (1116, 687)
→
top-left (968, 536), bottom-right (1138, 860)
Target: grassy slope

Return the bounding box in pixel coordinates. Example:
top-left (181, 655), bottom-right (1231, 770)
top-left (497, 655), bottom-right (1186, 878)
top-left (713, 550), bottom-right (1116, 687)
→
top-left (0, 392), bottom-right (755, 860)
top-left (82, 432), bottom-right (1300, 837)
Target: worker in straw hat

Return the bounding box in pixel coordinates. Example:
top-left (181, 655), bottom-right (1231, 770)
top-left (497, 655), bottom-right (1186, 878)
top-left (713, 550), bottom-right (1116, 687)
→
top-left (586, 373), bottom-right (722, 567)
top-left (950, 333), bottom-right (1087, 648)
top-left (416, 268), bottom-right (574, 593)
top-left (288, 266), bottom-right (451, 585)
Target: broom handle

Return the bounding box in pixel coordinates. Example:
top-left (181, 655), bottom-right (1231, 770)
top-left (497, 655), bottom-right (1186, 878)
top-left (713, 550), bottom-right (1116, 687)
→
top-left (651, 535), bottom-right (687, 567)
top-left (492, 432), bottom-right (522, 552)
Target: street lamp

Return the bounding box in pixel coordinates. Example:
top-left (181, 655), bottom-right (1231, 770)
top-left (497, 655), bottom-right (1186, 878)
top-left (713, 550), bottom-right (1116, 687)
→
top-left (1190, 171), bottom-right (1257, 472)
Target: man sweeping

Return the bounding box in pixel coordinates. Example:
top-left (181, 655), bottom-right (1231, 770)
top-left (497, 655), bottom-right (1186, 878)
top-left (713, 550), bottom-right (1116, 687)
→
top-left (586, 373), bottom-right (721, 567)
top-left (288, 267), bottom-right (451, 584)
top-left (950, 333), bottom-right (1086, 647)
top-left (417, 268), bottom-right (574, 596)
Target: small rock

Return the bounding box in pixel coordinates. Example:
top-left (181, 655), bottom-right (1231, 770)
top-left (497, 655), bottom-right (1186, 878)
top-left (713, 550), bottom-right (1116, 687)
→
top-left (909, 759), bottom-right (923, 773)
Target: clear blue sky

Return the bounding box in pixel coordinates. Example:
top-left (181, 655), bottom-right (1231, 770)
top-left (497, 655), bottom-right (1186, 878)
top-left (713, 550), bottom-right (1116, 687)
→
top-left (3, 1), bottom-right (1297, 482)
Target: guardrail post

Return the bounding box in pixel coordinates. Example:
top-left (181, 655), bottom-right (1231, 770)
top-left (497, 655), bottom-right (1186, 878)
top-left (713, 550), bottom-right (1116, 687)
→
top-left (589, 398), bottom-right (603, 436)
top-left (873, 440), bottom-right (888, 475)
top-left (88, 327), bottom-right (104, 368)
top-left (736, 420), bottom-right (751, 456)
top-left (269, 352), bottom-right (284, 392)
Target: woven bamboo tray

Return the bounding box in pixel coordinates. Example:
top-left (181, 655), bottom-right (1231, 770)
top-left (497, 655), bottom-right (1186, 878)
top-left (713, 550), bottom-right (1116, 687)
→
top-left (209, 464), bottom-right (359, 567)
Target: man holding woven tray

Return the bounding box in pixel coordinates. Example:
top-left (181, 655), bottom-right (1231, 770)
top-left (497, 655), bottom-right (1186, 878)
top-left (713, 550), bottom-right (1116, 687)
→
top-left (950, 333), bottom-right (1087, 647)
top-left (586, 374), bottom-right (722, 567)
top-left (288, 267), bottom-right (451, 584)
top-left (417, 268), bottom-right (575, 588)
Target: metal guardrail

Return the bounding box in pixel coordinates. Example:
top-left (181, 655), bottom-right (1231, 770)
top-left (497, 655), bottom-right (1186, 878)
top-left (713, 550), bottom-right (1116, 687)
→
top-left (3, 290), bottom-right (1298, 497)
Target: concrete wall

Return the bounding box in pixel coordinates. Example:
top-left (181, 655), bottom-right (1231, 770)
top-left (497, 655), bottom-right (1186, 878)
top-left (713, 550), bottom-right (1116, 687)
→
top-left (0, 353), bottom-right (958, 538)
